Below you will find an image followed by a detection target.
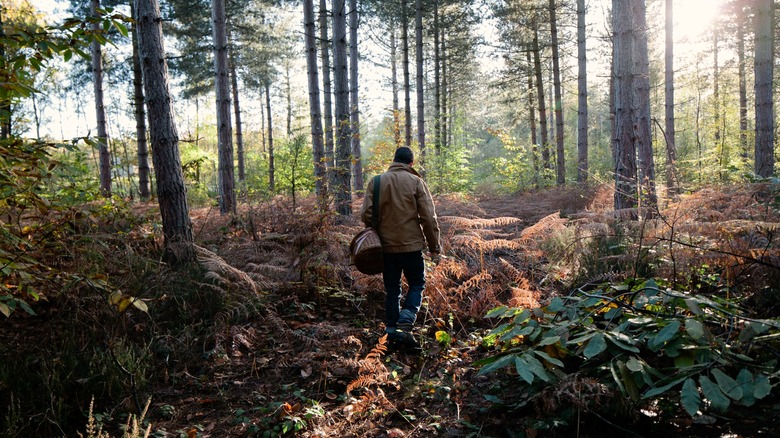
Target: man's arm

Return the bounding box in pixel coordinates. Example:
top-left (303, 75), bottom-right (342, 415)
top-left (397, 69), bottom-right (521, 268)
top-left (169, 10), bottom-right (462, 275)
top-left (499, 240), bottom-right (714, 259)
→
top-left (360, 177), bottom-right (374, 227)
top-left (416, 179), bottom-right (441, 253)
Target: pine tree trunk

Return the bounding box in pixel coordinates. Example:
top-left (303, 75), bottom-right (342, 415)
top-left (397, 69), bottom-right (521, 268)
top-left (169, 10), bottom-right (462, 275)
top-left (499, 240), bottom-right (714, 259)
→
top-left (320, 0), bottom-right (336, 187)
top-left (737, 5), bottom-right (748, 164)
top-left (576, 0), bottom-right (588, 185)
top-left (349, 0), bottom-right (364, 193)
top-left (390, 23), bottom-right (401, 147)
top-left (754, 0), bottom-right (774, 178)
top-left (0, 10), bottom-right (9, 140)
top-left (632, 0), bottom-right (655, 212)
top-left (91, 0), bottom-right (112, 197)
top-left (526, 49), bottom-right (539, 187)
top-left (230, 52), bottom-right (245, 182)
top-left (131, 4), bottom-right (150, 201)
top-left (415, 0), bottom-right (426, 171)
top-left (713, 27), bottom-right (723, 180)
top-left (533, 25), bottom-right (549, 173)
top-left (266, 82), bottom-right (275, 192)
top-left (441, 35), bottom-right (448, 151)
top-left (286, 64), bottom-right (292, 137)
top-left (664, 0), bottom-right (677, 195)
top-left (549, 0), bottom-right (565, 185)
top-left (433, 0), bottom-right (441, 157)
top-left (402, 0), bottom-right (412, 148)
top-left (304, 0), bottom-right (327, 206)
top-left (332, 0), bottom-right (352, 216)
top-left (211, 0), bottom-right (235, 214)
top-left (613, 0), bottom-right (637, 211)
top-left (135, 0), bottom-right (193, 259)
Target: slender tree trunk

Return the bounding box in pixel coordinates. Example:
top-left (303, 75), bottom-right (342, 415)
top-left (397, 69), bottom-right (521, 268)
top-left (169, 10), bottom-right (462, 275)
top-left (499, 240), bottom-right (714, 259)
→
top-left (320, 0), bottom-right (336, 186)
top-left (304, 0), bottom-right (327, 206)
top-left (135, 0), bottom-right (193, 258)
top-left (664, 0), bottom-right (677, 195)
top-left (402, 0), bottom-right (412, 148)
top-left (441, 34), bottom-right (448, 151)
top-left (632, 0), bottom-right (655, 212)
top-left (737, 6), bottom-right (748, 164)
top-left (613, 0), bottom-right (637, 211)
top-left (390, 22), bottom-right (401, 147)
top-left (433, 0), bottom-right (441, 157)
top-left (527, 49), bottom-right (539, 187)
top-left (230, 51), bottom-right (245, 182)
top-left (533, 25), bottom-right (549, 173)
top-left (349, 0), bottom-right (364, 193)
top-left (131, 4), bottom-right (150, 201)
top-left (91, 0), bottom-right (112, 196)
top-left (0, 10), bottom-right (9, 140)
top-left (332, 0), bottom-right (352, 216)
top-left (266, 82), bottom-right (275, 191)
top-left (576, 0), bottom-right (588, 185)
top-left (211, 0), bottom-right (235, 214)
top-left (754, 0), bottom-right (774, 178)
top-left (285, 63), bottom-right (293, 137)
top-left (549, 0), bottom-right (565, 185)
top-left (713, 26), bottom-right (723, 180)
top-left (415, 0), bottom-right (426, 170)
top-left (259, 88), bottom-right (266, 152)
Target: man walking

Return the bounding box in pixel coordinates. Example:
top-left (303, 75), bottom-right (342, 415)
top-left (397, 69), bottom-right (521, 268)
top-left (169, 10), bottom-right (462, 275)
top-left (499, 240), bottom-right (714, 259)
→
top-left (361, 147), bottom-right (441, 351)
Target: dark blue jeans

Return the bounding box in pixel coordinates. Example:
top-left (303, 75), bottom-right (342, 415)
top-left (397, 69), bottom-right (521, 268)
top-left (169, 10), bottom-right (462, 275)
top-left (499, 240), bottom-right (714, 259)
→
top-left (383, 251), bottom-right (425, 330)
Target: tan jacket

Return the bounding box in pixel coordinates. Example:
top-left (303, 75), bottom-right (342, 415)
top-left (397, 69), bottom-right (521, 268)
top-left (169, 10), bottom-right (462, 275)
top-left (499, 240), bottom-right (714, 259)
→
top-left (361, 162), bottom-right (441, 254)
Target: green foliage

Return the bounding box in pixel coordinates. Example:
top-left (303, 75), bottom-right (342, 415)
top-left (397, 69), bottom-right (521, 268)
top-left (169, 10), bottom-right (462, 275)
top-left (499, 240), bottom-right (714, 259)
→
top-left (476, 277), bottom-right (780, 423)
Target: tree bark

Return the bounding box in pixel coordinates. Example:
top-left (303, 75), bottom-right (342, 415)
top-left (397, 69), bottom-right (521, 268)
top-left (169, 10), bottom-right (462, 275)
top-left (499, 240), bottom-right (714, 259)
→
top-left (320, 0), bottom-right (336, 187)
top-left (632, 0), bottom-right (656, 212)
top-left (526, 49), bottom-right (539, 187)
top-left (402, 0), bottom-right (412, 148)
top-left (135, 0), bottom-right (193, 258)
top-left (415, 0), bottom-right (426, 171)
top-left (349, 0), bottom-right (364, 193)
top-left (613, 0), bottom-right (636, 211)
top-left (230, 50), bottom-right (245, 182)
top-left (131, 4), bottom-right (150, 201)
top-left (737, 5), bottom-right (748, 164)
top-left (91, 0), bottom-right (112, 197)
top-left (549, 0), bottom-right (565, 185)
top-left (390, 22), bottom-right (401, 147)
top-left (211, 0), bottom-right (235, 214)
top-left (332, 0), bottom-right (352, 216)
top-left (532, 24), bottom-right (549, 173)
top-left (576, 0), bottom-right (588, 185)
top-left (266, 82), bottom-right (275, 191)
top-left (664, 0), bottom-right (677, 195)
top-left (754, 0), bottom-right (774, 178)
top-left (304, 0), bottom-right (327, 206)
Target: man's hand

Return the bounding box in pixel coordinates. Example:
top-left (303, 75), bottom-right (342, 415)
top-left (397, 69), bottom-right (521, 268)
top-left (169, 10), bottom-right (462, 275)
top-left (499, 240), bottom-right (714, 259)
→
top-left (428, 251), bottom-right (443, 265)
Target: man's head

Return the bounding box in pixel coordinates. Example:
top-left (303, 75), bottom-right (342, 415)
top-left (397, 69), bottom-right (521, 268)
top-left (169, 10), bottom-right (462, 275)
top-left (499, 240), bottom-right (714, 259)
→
top-left (393, 146), bottom-right (414, 165)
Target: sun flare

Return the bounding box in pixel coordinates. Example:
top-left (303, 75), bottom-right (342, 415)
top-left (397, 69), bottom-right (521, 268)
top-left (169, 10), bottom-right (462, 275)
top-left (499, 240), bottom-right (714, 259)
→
top-left (674, 0), bottom-right (727, 42)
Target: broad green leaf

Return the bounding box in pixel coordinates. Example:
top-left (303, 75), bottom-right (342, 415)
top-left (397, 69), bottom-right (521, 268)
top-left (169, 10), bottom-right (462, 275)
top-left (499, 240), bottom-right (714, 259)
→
top-left (649, 320), bottom-right (681, 351)
top-left (499, 324), bottom-right (535, 342)
top-left (754, 374), bottom-right (771, 399)
top-left (711, 369), bottom-right (743, 400)
top-left (699, 376), bottom-right (730, 411)
top-left (485, 306), bottom-right (509, 319)
top-left (435, 330), bottom-right (452, 345)
top-left (513, 356), bottom-right (535, 384)
top-left (643, 278), bottom-right (659, 292)
top-left (476, 354), bottom-right (515, 376)
top-left (610, 361), bottom-right (627, 396)
top-left (617, 360), bottom-right (641, 401)
top-left (684, 319), bottom-right (705, 340)
top-left (626, 356), bottom-right (643, 372)
top-left (523, 354), bottom-right (551, 382)
top-left (643, 376), bottom-right (687, 398)
top-left (0, 301), bottom-right (10, 317)
top-left (547, 297), bottom-right (564, 312)
top-left (736, 369), bottom-right (756, 407)
top-left (567, 331), bottom-right (597, 345)
top-left (483, 394), bottom-right (503, 404)
top-left (684, 298), bottom-right (704, 315)
top-left (534, 350), bottom-right (565, 367)
top-left (681, 378), bottom-right (701, 416)
top-left (606, 333), bottom-right (641, 353)
top-left (583, 333), bottom-right (607, 359)
top-left (538, 335), bottom-right (560, 346)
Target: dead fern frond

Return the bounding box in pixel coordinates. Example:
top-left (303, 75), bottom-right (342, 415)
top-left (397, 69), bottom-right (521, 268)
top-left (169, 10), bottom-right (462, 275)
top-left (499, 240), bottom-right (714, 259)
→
top-left (441, 216), bottom-right (522, 229)
top-left (518, 212), bottom-right (566, 241)
top-left (346, 335), bottom-right (391, 396)
top-left (195, 245), bottom-right (259, 296)
top-left (454, 271), bottom-right (493, 297)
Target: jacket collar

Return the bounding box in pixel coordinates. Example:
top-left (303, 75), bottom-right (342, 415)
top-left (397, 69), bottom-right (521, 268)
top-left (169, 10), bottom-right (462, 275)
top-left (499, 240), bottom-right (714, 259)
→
top-left (388, 162), bottom-right (422, 178)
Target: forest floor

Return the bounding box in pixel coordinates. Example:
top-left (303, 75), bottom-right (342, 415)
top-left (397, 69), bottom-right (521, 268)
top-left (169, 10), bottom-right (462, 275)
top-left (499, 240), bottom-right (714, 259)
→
top-left (4, 183), bottom-right (780, 437)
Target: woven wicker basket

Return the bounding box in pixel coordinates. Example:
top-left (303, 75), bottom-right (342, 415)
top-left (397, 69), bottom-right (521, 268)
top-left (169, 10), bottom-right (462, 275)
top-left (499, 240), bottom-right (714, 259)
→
top-left (349, 227), bottom-right (384, 275)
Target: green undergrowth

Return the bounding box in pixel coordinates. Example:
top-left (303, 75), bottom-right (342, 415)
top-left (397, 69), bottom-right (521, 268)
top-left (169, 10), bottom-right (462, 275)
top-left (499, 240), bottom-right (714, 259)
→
top-left (475, 275), bottom-right (780, 434)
